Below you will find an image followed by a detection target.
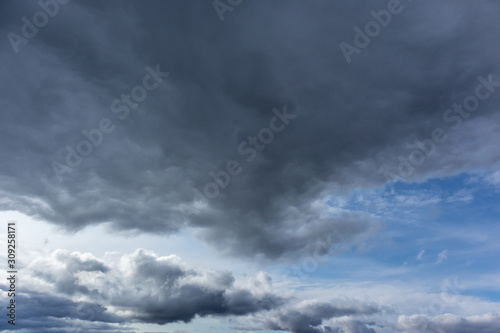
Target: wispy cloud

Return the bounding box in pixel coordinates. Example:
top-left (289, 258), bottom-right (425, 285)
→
top-left (436, 250), bottom-right (449, 264)
top-left (417, 250), bottom-right (425, 261)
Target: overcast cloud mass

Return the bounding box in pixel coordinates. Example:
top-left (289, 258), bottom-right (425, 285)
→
top-left (1, 0), bottom-right (499, 332)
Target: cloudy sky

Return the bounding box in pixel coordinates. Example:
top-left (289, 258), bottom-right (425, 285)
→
top-left (1, 0), bottom-right (500, 332)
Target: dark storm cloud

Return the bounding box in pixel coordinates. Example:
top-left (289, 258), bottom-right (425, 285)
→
top-left (26, 249), bottom-right (286, 325)
top-left (1, 0), bottom-right (500, 259)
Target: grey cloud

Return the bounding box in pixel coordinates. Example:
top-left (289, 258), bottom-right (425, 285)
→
top-left (30, 249), bottom-right (108, 296)
top-left (28, 249), bottom-right (286, 325)
top-left (342, 320), bottom-right (377, 333)
top-left (262, 300), bottom-right (380, 333)
top-left (0, 287), bottom-right (129, 332)
top-left (1, 0), bottom-right (500, 260)
top-left (397, 313), bottom-right (500, 333)
top-left (54, 249), bottom-right (109, 272)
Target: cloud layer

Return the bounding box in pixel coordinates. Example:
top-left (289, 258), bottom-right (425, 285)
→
top-left (26, 249), bottom-right (284, 324)
top-left (1, 1), bottom-right (500, 260)
top-left (1, 2), bottom-right (500, 331)
top-left (1, 249), bottom-right (387, 332)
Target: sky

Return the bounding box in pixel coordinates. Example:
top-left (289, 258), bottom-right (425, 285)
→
top-left (0, 0), bottom-right (500, 332)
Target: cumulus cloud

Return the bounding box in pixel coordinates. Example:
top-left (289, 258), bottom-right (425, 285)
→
top-left (29, 249), bottom-right (108, 296)
top-left (0, 248), bottom-right (390, 332)
top-left (398, 313), bottom-right (500, 333)
top-left (1, 0), bottom-right (500, 261)
top-left (340, 320), bottom-right (378, 333)
top-left (261, 300), bottom-right (380, 333)
top-left (0, 288), bottom-right (129, 332)
top-left (23, 249), bottom-right (285, 325)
